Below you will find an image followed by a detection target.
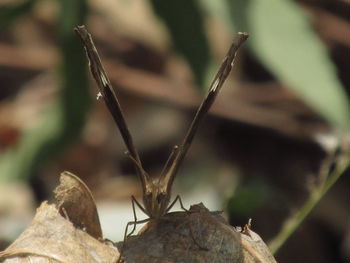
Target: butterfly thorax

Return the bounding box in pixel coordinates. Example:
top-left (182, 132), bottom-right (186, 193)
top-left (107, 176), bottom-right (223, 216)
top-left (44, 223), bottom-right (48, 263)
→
top-left (143, 177), bottom-right (171, 219)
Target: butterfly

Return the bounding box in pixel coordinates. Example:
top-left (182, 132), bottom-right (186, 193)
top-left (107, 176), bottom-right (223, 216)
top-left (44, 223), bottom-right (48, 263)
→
top-left (75, 25), bottom-right (248, 239)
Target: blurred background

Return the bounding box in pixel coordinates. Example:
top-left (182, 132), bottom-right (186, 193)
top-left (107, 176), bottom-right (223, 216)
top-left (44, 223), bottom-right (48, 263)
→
top-left (0, 0), bottom-right (350, 262)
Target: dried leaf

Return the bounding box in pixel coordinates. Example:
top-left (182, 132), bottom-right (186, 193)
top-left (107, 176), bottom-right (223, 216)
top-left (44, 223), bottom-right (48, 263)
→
top-left (0, 202), bottom-right (118, 263)
top-left (54, 171), bottom-right (102, 240)
top-left (118, 203), bottom-right (276, 263)
top-left (1, 174), bottom-right (275, 263)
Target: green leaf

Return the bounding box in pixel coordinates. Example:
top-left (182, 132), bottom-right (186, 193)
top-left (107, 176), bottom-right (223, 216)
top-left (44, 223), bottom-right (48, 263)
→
top-left (228, 178), bottom-right (282, 218)
top-left (0, 0), bottom-right (90, 182)
top-left (0, 0), bottom-right (37, 30)
top-left (150, 0), bottom-right (211, 89)
top-left (228, 0), bottom-right (350, 131)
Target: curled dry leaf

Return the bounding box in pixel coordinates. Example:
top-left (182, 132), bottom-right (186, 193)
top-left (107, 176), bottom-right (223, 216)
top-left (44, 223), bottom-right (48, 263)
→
top-left (0, 172), bottom-right (119, 263)
top-left (54, 171), bottom-right (102, 240)
top-left (118, 203), bottom-right (277, 263)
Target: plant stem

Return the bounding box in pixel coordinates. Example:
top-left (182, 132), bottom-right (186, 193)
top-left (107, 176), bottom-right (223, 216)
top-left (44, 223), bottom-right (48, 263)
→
top-left (268, 150), bottom-right (350, 254)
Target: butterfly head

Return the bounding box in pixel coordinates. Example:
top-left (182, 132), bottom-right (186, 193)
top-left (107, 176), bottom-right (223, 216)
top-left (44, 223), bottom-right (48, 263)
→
top-left (143, 177), bottom-right (171, 219)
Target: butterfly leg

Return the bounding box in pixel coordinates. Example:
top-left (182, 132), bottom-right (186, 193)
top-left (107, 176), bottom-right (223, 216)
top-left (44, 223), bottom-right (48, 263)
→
top-left (118, 218), bottom-right (150, 263)
top-left (166, 195), bottom-right (188, 213)
top-left (124, 196), bottom-right (147, 238)
top-left (118, 198), bottom-right (150, 263)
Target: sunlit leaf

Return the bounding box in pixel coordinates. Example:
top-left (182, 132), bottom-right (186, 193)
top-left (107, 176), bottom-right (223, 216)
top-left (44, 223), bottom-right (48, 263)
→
top-left (229, 0), bottom-right (350, 131)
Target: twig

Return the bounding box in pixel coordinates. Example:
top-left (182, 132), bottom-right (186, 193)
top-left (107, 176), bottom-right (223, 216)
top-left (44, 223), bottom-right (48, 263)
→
top-left (268, 144), bottom-right (350, 254)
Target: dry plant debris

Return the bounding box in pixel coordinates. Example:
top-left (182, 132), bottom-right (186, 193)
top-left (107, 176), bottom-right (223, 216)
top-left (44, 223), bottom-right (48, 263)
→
top-left (118, 203), bottom-right (276, 263)
top-left (0, 172), bottom-right (276, 263)
top-left (54, 171), bottom-right (102, 240)
top-left (0, 172), bottom-right (119, 263)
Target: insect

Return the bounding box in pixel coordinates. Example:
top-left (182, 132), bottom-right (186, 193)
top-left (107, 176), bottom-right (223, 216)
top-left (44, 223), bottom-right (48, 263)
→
top-left (75, 26), bottom-right (248, 239)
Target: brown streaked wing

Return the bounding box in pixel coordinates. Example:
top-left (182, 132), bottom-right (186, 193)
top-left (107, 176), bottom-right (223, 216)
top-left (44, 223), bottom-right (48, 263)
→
top-left (160, 33), bottom-right (249, 195)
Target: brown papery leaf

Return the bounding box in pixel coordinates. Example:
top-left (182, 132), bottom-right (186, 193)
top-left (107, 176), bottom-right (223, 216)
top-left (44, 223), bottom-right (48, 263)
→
top-left (0, 202), bottom-right (119, 263)
top-left (0, 172), bottom-right (119, 263)
top-left (0, 173), bottom-right (276, 263)
top-left (54, 171), bottom-right (102, 240)
top-left (118, 203), bottom-right (277, 263)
